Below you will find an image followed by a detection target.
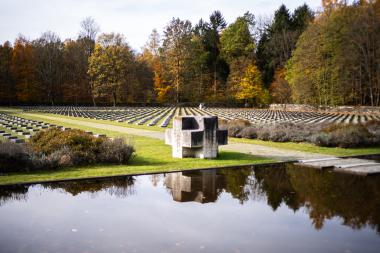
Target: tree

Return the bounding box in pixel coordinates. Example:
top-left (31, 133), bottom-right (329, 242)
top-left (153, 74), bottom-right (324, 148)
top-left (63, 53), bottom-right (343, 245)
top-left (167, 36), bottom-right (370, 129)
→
top-left (220, 13), bottom-right (256, 101)
top-left (220, 12), bottom-right (255, 60)
top-left (161, 18), bottom-right (193, 103)
top-left (133, 56), bottom-right (154, 102)
top-left (33, 31), bottom-right (64, 105)
top-left (79, 17), bottom-right (100, 41)
top-left (256, 4), bottom-right (314, 86)
top-left (88, 33), bottom-right (134, 106)
top-left (79, 17), bottom-right (100, 106)
top-left (189, 27), bottom-right (210, 101)
top-left (286, 2), bottom-right (380, 106)
top-left (207, 11), bottom-right (228, 100)
top-left (11, 36), bottom-right (39, 104)
top-left (141, 29), bottom-right (163, 102)
top-left (0, 41), bottom-right (15, 105)
top-left (269, 68), bottom-right (292, 104)
top-left (62, 39), bottom-right (91, 105)
top-left (235, 63), bottom-right (269, 106)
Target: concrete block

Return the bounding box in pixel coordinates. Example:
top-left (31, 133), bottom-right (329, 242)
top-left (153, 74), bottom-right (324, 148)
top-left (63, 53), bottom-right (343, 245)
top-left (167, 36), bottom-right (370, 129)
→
top-left (165, 116), bottom-right (227, 159)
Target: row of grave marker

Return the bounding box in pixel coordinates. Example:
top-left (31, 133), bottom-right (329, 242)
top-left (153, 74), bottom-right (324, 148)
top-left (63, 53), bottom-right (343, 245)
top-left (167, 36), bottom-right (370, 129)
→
top-left (21, 106), bottom-right (380, 128)
top-left (0, 113), bottom-right (106, 143)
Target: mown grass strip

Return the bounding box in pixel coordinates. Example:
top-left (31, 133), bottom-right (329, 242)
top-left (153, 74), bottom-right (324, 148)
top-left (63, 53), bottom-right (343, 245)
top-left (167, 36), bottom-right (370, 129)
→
top-left (229, 137), bottom-right (380, 156)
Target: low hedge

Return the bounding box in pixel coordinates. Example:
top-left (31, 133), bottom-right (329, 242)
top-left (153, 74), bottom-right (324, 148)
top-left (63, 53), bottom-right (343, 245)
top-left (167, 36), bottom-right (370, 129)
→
top-left (222, 120), bottom-right (380, 148)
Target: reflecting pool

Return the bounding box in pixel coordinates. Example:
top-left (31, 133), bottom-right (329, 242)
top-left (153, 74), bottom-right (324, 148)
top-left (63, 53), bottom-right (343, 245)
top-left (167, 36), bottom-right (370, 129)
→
top-left (0, 164), bottom-right (380, 253)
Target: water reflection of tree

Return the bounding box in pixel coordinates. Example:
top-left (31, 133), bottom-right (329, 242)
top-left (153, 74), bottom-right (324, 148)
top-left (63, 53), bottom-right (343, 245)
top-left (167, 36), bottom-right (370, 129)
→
top-left (286, 164), bottom-right (380, 232)
top-left (44, 177), bottom-right (136, 198)
top-left (0, 177), bottom-right (136, 206)
top-left (218, 168), bottom-right (253, 204)
top-left (0, 185), bottom-right (29, 206)
top-left (1, 166), bottom-right (380, 234)
top-left (150, 174), bottom-right (163, 187)
top-left (253, 164), bottom-right (380, 233)
top-left (253, 164), bottom-right (302, 211)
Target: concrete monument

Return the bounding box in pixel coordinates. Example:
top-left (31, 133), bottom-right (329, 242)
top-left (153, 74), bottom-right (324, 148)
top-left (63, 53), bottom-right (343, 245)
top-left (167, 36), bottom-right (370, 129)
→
top-left (165, 116), bottom-right (228, 158)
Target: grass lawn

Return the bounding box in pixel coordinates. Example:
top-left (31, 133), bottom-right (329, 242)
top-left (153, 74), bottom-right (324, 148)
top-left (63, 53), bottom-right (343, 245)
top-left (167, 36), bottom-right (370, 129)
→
top-left (229, 138), bottom-right (380, 157)
top-left (0, 109), bottom-right (272, 185)
top-left (5, 107), bottom-right (380, 157)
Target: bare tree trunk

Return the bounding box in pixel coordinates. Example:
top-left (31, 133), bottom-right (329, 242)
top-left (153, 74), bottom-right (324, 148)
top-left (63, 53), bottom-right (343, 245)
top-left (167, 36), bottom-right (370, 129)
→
top-left (90, 82), bottom-right (96, 106)
top-left (214, 64), bottom-right (217, 99)
top-left (113, 91), bottom-right (117, 107)
top-left (199, 65), bottom-right (203, 101)
top-left (176, 59), bottom-right (180, 103)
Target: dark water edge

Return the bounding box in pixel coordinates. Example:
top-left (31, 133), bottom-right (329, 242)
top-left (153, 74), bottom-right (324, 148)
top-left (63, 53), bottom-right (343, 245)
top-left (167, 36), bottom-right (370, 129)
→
top-left (0, 163), bottom-right (380, 253)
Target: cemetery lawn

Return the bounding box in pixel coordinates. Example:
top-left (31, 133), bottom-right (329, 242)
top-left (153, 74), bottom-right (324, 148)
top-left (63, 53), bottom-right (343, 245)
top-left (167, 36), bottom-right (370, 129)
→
top-left (3, 108), bottom-right (380, 158)
top-left (1, 108), bottom-right (380, 185)
top-left (229, 138), bottom-right (380, 157)
top-left (0, 112), bottom-right (271, 185)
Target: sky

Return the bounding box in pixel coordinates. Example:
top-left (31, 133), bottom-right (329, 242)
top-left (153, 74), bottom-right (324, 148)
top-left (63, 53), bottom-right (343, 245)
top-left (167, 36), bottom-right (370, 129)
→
top-left (0, 0), bottom-right (322, 50)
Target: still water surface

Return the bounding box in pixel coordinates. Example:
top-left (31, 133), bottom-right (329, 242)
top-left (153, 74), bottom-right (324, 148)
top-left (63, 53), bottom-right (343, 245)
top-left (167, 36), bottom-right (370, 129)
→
top-left (0, 164), bottom-right (380, 253)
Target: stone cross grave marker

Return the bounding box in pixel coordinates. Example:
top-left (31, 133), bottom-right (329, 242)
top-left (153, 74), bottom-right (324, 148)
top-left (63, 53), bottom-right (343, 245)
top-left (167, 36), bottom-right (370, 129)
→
top-left (165, 116), bottom-right (228, 158)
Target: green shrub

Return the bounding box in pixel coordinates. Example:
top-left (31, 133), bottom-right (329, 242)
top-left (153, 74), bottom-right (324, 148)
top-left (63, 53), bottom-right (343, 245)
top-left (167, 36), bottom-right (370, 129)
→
top-left (30, 128), bottom-right (102, 154)
top-left (29, 128), bottom-right (106, 165)
top-left (24, 128), bottom-right (135, 170)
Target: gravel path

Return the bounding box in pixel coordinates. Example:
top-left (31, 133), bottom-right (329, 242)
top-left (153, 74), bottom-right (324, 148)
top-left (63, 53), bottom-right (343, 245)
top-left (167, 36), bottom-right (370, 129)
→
top-left (25, 113), bottom-right (332, 161)
top-left (25, 114), bottom-right (165, 140)
top-left (220, 143), bottom-right (331, 161)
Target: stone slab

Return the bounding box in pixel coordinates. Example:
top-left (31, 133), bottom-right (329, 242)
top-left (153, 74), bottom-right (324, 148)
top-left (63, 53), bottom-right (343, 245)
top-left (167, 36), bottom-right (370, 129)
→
top-left (298, 158), bottom-right (375, 169)
top-left (334, 165), bottom-right (380, 175)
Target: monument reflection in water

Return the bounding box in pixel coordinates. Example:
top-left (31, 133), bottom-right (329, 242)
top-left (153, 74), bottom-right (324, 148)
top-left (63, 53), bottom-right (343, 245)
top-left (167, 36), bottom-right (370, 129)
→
top-left (0, 164), bottom-right (380, 253)
top-left (164, 170), bottom-right (225, 203)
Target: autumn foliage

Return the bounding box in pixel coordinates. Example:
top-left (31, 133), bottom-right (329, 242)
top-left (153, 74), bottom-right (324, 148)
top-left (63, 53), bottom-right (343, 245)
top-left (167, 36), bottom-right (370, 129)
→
top-left (1, 1), bottom-right (380, 106)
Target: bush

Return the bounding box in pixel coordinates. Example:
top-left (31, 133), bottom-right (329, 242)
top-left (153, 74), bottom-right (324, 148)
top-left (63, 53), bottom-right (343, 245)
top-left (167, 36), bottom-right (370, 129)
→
top-left (225, 119), bottom-right (251, 138)
top-left (0, 141), bottom-right (31, 173)
top-left (1, 128), bottom-right (136, 172)
top-left (230, 121), bottom-right (380, 148)
top-left (365, 120), bottom-right (380, 142)
top-left (310, 132), bottom-right (333, 147)
top-left (218, 119), bottom-right (228, 130)
top-left (29, 128), bottom-right (107, 165)
top-left (98, 137), bottom-right (135, 164)
top-left (311, 124), bottom-right (375, 148)
top-left (240, 126), bottom-right (258, 139)
top-left (33, 128), bottom-right (135, 166)
top-left (247, 123), bottom-right (319, 142)
top-left (227, 119), bottom-right (251, 128)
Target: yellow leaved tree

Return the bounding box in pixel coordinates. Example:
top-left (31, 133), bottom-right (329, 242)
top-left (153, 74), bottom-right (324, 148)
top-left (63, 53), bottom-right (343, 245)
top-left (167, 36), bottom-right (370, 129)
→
top-left (235, 63), bottom-right (270, 106)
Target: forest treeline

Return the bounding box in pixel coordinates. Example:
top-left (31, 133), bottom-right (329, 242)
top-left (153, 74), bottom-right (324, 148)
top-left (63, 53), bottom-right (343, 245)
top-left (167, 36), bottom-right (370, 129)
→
top-left (0, 0), bottom-right (379, 106)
